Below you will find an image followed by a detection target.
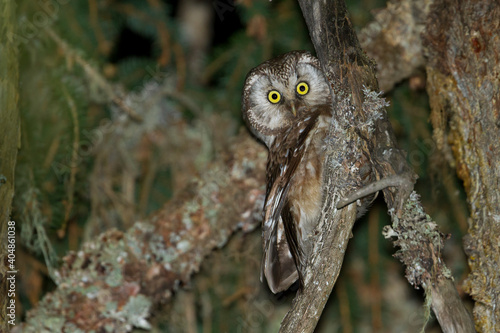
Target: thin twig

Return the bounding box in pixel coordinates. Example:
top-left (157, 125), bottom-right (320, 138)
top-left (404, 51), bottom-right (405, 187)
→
top-left (337, 279), bottom-right (353, 333)
top-left (146, 0), bottom-right (171, 66)
top-left (337, 175), bottom-right (410, 209)
top-left (58, 87), bottom-right (80, 238)
top-left (45, 28), bottom-right (143, 122)
top-left (368, 205), bottom-right (383, 332)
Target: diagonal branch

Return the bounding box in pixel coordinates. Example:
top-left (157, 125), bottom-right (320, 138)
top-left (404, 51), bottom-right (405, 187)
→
top-left (16, 133), bottom-right (267, 332)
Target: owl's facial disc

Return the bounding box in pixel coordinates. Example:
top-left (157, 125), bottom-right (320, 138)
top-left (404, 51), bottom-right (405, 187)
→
top-left (245, 75), bottom-right (292, 138)
top-left (293, 63), bottom-right (331, 105)
top-left (242, 51), bottom-right (333, 146)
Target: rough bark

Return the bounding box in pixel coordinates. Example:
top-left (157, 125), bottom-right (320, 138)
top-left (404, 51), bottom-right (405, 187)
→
top-left (0, 0), bottom-right (21, 331)
top-left (359, 0), bottom-right (432, 92)
top-left (15, 132), bottom-right (266, 332)
top-left (279, 0), bottom-right (475, 331)
top-left (424, 0), bottom-right (500, 331)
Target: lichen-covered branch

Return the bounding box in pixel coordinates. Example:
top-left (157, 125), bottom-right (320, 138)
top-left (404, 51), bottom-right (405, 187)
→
top-left (16, 132), bottom-right (266, 332)
top-left (280, 0), bottom-right (475, 332)
top-left (424, 1), bottom-right (500, 331)
top-left (359, 0), bottom-right (431, 92)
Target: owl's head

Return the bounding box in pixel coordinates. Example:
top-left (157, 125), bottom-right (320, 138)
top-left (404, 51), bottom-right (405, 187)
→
top-left (242, 51), bottom-right (332, 146)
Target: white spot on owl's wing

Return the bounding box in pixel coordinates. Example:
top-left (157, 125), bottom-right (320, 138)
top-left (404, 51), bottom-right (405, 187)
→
top-left (306, 161), bottom-right (316, 174)
top-left (280, 164), bottom-right (288, 176)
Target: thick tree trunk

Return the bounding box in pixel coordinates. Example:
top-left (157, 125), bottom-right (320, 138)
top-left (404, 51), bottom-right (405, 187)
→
top-left (424, 1), bottom-right (500, 331)
top-left (0, 1), bottom-right (21, 331)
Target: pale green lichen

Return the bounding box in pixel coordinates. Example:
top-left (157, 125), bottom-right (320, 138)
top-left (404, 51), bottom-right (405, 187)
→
top-left (177, 239), bottom-right (191, 252)
top-left (62, 323), bottom-right (85, 333)
top-left (105, 266), bottom-right (123, 287)
top-left (419, 287), bottom-right (433, 333)
top-left (151, 232), bottom-right (177, 263)
top-left (105, 300), bottom-right (118, 312)
top-left (391, 191), bottom-right (452, 286)
top-left (125, 222), bottom-right (153, 258)
top-left (22, 315), bottom-right (65, 333)
top-left (119, 295), bottom-right (152, 330)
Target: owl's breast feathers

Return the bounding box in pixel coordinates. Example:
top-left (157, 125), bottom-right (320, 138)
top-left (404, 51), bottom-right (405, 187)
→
top-left (262, 108), bottom-right (330, 293)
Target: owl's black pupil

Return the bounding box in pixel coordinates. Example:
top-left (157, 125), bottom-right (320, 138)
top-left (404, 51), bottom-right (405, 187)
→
top-left (299, 85), bottom-right (305, 91)
top-left (272, 93), bottom-right (278, 100)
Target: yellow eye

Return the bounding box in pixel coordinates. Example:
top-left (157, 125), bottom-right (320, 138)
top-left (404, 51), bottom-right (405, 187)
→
top-left (296, 82), bottom-right (309, 95)
top-left (268, 90), bottom-right (281, 104)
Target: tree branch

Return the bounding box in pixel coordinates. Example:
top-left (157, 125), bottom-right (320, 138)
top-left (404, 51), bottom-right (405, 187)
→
top-left (424, 0), bottom-right (500, 330)
top-left (16, 132), bottom-right (266, 332)
top-left (279, 0), bottom-right (475, 331)
top-left (359, 0), bottom-right (431, 92)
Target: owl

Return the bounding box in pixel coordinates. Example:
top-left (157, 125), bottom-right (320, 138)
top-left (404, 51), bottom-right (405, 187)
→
top-left (242, 51), bottom-right (333, 293)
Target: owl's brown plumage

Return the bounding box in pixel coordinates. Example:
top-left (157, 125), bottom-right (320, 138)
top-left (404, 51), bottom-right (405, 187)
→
top-left (242, 51), bottom-right (333, 293)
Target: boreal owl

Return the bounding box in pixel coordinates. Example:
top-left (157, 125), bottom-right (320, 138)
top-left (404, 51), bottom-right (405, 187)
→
top-left (242, 51), bottom-right (334, 293)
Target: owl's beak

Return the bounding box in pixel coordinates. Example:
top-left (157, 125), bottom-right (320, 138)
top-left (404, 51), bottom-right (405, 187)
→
top-left (289, 102), bottom-right (297, 117)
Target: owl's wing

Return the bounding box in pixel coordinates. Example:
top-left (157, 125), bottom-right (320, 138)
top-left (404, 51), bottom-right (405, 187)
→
top-left (261, 116), bottom-right (318, 293)
top-left (262, 213), bottom-right (299, 293)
